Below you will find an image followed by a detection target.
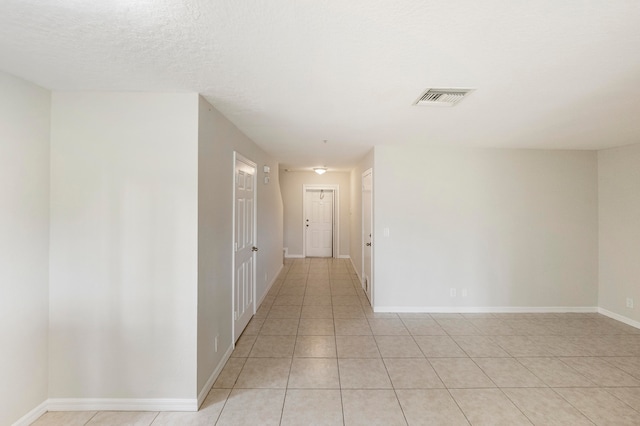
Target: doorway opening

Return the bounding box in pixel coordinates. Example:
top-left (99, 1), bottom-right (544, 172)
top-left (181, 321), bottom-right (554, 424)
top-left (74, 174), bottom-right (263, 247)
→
top-left (302, 184), bottom-right (339, 258)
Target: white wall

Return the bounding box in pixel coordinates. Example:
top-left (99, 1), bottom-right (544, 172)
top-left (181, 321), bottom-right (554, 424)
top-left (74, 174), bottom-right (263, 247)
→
top-left (197, 97), bottom-right (283, 396)
top-left (349, 150), bottom-right (374, 280)
top-left (598, 143), bottom-right (640, 323)
top-left (49, 92), bottom-right (199, 399)
top-left (280, 171), bottom-right (350, 257)
top-left (374, 146), bottom-right (598, 311)
top-left (0, 72), bottom-right (50, 425)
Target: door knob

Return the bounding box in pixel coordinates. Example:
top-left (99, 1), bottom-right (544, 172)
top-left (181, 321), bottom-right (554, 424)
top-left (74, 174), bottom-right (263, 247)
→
top-left (252, 246), bottom-right (259, 252)
top-left (365, 242), bottom-right (371, 246)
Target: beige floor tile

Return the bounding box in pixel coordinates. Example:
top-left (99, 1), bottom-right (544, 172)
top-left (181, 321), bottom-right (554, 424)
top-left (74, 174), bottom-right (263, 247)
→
top-left (517, 357), bottom-right (594, 387)
top-left (304, 294), bottom-right (333, 305)
top-left (474, 358), bottom-right (545, 387)
top-left (555, 387), bottom-right (640, 425)
top-left (450, 389), bottom-right (532, 426)
top-left (288, 358), bottom-right (340, 389)
top-left (332, 295), bottom-right (362, 306)
top-left (267, 305), bottom-right (302, 319)
top-left (281, 389), bottom-right (344, 426)
top-left (294, 335), bottom-right (337, 357)
top-left (342, 389), bottom-right (407, 426)
top-left (301, 305), bottom-right (334, 318)
top-left (298, 318), bottom-right (335, 335)
top-left (235, 357), bottom-right (292, 388)
top-left (334, 319), bottom-right (372, 336)
top-left (396, 389), bottom-right (469, 425)
top-left (242, 318), bottom-right (265, 335)
top-left (435, 319), bottom-right (480, 335)
top-left (331, 285), bottom-right (357, 296)
top-left (231, 334), bottom-right (257, 358)
top-left (216, 388), bottom-right (285, 426)
top-left (338, 358), bottom-right (392, 389)
top-left (492, 336), bottom-right (553, 357)
top-left (430, 313), bottom-right (464, 319)
top-left (453, 336), bottom-right (510, 357)
top-left (369, 318), bottom-right (410, 335)
top-left (249, 335), bottom-right (296, 357)
top-left (151, 389), bottom-right (229, 425)
top-left (273, 295), bottom-right (304, 306)
top-left (605, 387), bottom-right (640, 411)
top-left (560, 357), bottom-right (640, 387)
top-left (213, 357), bottom-right (246, 388)
top-left (32, 411), bottom-right (97, 426)
top-left (414, 336), bottom-right (467, 358)
top-left (603, 356), bottom-right (640, 380)
top-left (401, 319), bottom-right (447, 336)
top-left (278, 285), bottom-right (307, 296)
top-left (429, 358), bottom-right (495, 388)
top-left (375, 336), bottom-right (423, 358)
top-left (86, 411), bottom-right (158, 425)
top-left (306, 286), bottom-right (332, 296)
top-left (259, 318), bottom-right (299, 335)
top-left (383, 358), bottom-right (444, 389)
top-left (502, 388), bottom-right (593, 426)
top-left (467, 318), bottom-right (516, 335)
top-left (336, 335), bottom-right (381, 358)
top-left (333, 305), bottom-right (366, 319)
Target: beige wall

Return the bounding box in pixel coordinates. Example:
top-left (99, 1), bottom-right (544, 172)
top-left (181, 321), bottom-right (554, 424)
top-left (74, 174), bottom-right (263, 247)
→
top-left (280, 171), bottom-right (351, 257)
top-left (197, 97), bottom-right (283, 396)
top-left (49, 92), bottom-right (199, 399)
top-left (373, 145), bottom-right (598, 311)
top-left (598, 143), bottom-right (640, 324)
top-left (0, 71), bottom-right (50, 426)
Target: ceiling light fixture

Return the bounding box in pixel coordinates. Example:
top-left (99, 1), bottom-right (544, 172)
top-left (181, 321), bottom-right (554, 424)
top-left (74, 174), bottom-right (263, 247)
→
top-left (313, 167), bottom-right (327, 175)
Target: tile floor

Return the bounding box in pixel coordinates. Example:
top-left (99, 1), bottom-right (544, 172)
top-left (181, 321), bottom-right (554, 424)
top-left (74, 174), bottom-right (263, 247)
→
top-left (33, 258), bottom-right (640, 425)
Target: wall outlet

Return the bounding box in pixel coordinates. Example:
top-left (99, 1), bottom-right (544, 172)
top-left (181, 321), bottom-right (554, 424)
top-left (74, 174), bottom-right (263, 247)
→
top-left (450, 288), bottom-right (456, 297)
top-left (462, 288), bottom-right (468, 297)
top-left (626, 298), bottom-right (634, 309)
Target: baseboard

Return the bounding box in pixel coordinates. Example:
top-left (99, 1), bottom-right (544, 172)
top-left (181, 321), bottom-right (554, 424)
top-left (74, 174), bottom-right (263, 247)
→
top-left (348, 257), bottom-right (361, 282)
top-left (47, 397), bottom-right (198, 412)
top-left (257, 263), bottom-right (283, 308)
top-left (338, 255), bottom-right (351, 259)
top-left (197, 343), bottom-right (234, 408)
top-left (285, 254), bottom-right (304, 258)
top-left (598, 307), bottom-right (640, 330)
top-left (374, 306), bottom-right (599, 314)
top-left (12, 399), bottom-right (48, 426)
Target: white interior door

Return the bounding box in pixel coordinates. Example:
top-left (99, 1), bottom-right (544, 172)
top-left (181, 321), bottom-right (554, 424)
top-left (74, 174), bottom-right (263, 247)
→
top-left (305, 189), bottom-right (333, 257)
top-left (233, 154), bottom-right (257, 342)
top-left (362, 169), bottom-right (373, 304)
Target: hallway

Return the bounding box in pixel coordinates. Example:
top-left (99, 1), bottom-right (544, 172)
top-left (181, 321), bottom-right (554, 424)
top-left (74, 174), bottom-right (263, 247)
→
top-left (34, 258), bottom-right (640, 425)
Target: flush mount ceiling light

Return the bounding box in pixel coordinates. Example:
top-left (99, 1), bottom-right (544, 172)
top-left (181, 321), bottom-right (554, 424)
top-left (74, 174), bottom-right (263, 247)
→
top-left (414, 88), bottom-right (474, 107)
top-left (313, 167), bottom-right (327, 175)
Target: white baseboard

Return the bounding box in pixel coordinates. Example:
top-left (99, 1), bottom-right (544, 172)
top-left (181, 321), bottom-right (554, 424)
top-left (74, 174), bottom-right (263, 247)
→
top-left (338, 255), bottom-right (351, 259)
top-left (197, 343), bottom-right (234, 408)
top-left (257, 264), bottom-right (283, 307)
top-left (285, 254), bottom-right (304, 258)
top-left (348, 257), bottom-right (361, 282)
top-left (47, 397), bottom-right (198, 412)
top-left (12, 399), bottom-right (48, 426)
top-left (598, 307), bottom-right (640, 330)
top-left (374, 306), bottom-right (599, 314)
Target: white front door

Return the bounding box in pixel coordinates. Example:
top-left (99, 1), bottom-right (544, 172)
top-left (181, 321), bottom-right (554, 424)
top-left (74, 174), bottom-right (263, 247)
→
top-left (233, 153), bottom-right (257, 342)
top-left (362, 169), bottom-right (373, 304)
top-left (305, 189), bottom-right (333, 257)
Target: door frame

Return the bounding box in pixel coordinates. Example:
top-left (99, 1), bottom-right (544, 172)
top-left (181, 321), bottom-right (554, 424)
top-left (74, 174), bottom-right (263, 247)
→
top-left (302, 184), bottom-right (339, 258)
top-left (362, 168), bottom-right (373, 306)
top-left (232, 151), bottom-right (258, 343)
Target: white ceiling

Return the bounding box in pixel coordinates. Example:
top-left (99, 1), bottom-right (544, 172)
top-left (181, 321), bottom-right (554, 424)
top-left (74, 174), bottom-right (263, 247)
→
top-left (2, 1), bottom-right (640, 170)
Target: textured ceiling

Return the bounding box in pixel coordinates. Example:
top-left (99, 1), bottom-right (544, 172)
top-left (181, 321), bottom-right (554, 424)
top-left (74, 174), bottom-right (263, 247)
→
top-left (2, 1), bottom-right (640, 170)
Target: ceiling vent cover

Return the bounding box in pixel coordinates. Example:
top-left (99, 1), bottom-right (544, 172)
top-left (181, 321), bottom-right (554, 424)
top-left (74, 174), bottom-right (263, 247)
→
top-left (414, 88), bottom-right (474, 107)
